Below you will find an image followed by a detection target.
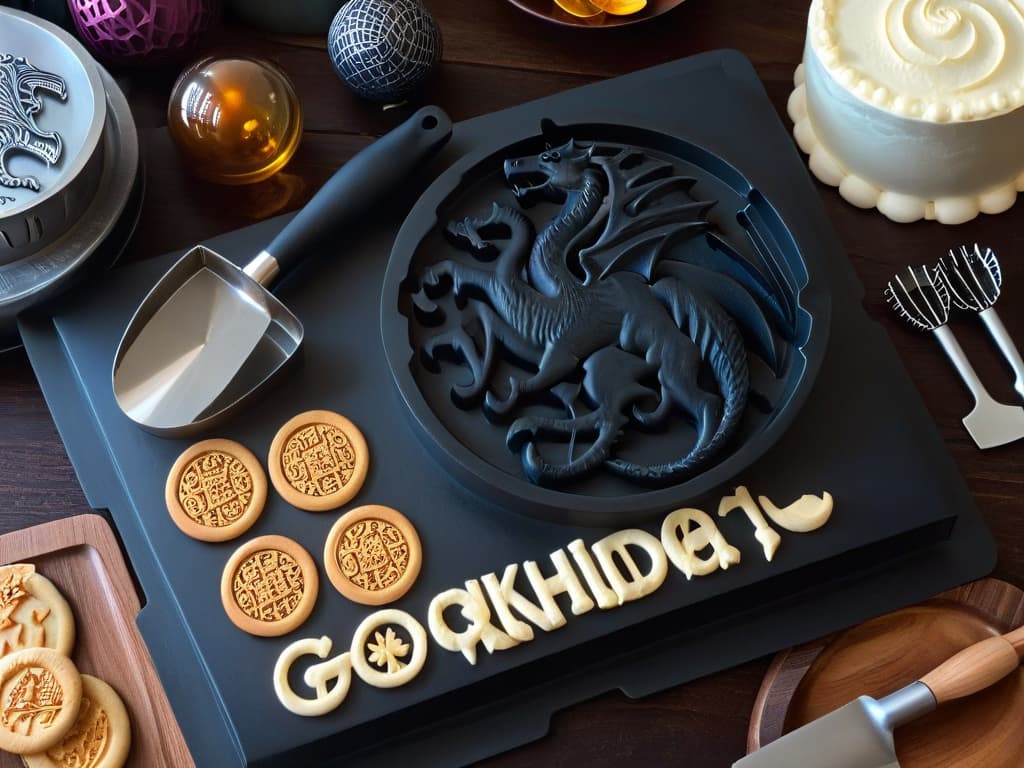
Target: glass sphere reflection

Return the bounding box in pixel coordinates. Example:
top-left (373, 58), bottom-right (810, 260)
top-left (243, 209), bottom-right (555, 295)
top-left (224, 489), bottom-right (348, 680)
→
top-left (168, 57), bottom-right (302, 184)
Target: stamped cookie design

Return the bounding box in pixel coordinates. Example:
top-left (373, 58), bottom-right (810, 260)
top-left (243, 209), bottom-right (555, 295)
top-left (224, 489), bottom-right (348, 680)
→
top-left (0, 565), bottom-right (75, 659)
top-left (268, 410), bottom-right (369, 512)
top-left (221, 535), bottom-right (319, 637)
top-left (0, 647), bottom-right (82, 755)
top-left (165, 438), bottom-right (267, 542)
top-left (24, 674), bottom-right (131, 768)
top-left (323, 505), bottom-right (422, 606)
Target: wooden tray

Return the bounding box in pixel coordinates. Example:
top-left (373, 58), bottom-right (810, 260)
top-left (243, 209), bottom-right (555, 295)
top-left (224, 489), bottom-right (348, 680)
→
top-left (748, 578), bottom-right (1024, 767)
top-left (0, 515), bottom-right (193, 768)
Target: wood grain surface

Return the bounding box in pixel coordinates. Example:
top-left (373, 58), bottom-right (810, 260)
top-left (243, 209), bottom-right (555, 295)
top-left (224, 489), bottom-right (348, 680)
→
top-left (749, 579), bottom-right (1024, 767)
top-left (0, 515), bottom-right (193, 768)
top-left (1, 1), bottom-right (1023, 765)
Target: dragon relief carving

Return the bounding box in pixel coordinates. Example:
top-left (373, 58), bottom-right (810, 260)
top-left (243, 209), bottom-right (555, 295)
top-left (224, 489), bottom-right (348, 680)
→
top-left (0, 53), bottom-right (67, 192)
top-left (410, 135), bottom-right (798, 487)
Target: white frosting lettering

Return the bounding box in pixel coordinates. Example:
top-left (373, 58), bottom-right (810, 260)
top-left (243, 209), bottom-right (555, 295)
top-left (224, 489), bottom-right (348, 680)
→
top-left (591, 529), bottom-right (668, 604)
top-left (274, 636), bottom-right (352, 717)
top-left (759, 492), bottom-right (834, 532)
top-left (661, 508), bottom-right (742, 580)
top-left (568, 538), bottom-right (618, 609)
top-left (522, 549), bottom-right (595, 627)
top-left (427, 582), bottom-right (519, 666)
top-left (718, 485), bottom-right (782, 562)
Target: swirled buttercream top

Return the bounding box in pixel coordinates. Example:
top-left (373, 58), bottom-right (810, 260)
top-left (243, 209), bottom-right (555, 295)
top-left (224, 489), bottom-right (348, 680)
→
top-left (810, 0), bottom-right (1024, 121)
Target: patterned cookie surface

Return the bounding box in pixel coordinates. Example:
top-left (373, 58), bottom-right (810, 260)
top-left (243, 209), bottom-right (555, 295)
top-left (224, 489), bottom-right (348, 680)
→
top-left (323, 505), bottom-right (422, 605)
top-left (268, 410), bottom-right (369, 512)
top-left (0, 565), bottom-right (75, 659)
top-left (0, 648), bottom-right (82, 755)
top-left (165, 439), bottom-right (267, 542)
top-left (23, 674), bottom-right (131, 768)
top-left (220, 535), bottom-right (319, 637)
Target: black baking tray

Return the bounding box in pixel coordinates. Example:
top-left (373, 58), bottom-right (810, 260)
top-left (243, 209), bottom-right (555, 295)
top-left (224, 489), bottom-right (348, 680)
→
top-left (18, 51), bottom-right (995, 767)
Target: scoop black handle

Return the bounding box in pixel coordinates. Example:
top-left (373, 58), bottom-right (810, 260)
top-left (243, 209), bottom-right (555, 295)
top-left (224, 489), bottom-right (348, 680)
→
top-left (260, 105), bottom-right (452, 278)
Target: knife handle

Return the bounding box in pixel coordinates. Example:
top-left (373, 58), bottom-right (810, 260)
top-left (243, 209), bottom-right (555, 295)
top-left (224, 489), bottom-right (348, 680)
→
top-left (918, 624), bottom-right (1024, 704)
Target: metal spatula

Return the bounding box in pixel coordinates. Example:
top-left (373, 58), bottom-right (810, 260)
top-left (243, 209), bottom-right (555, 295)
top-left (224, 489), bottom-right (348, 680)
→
top-left (939, 244), bottom-right (1024, 400)
top-left (735, 623), bottom-right (1024, 767)
top-left (885, 265), bottom-right (1024, 449)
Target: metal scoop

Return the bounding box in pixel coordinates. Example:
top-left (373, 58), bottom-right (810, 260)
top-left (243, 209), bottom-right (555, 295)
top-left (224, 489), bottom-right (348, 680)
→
top-left (885, 264), bottom-right (1024, 450)
top-left (113, 106), bottom-right (452, 437)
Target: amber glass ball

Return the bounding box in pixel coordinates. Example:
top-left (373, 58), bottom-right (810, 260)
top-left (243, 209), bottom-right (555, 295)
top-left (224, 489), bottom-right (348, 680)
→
top-left (168, 57), bottom-right (303, 184)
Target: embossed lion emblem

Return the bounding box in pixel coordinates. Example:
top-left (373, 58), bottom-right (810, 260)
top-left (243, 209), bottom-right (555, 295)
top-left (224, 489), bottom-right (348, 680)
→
top-left (0, 53), bottom-right (67, 192)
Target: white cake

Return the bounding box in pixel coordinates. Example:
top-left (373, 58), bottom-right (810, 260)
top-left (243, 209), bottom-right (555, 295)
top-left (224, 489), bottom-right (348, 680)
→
top-left (789, 0), bottom-right (1024, 224)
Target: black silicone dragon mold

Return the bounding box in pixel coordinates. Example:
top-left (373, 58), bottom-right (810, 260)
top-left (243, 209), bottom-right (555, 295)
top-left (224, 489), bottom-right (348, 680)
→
top-left (410, 136), bottom-right (797, 488)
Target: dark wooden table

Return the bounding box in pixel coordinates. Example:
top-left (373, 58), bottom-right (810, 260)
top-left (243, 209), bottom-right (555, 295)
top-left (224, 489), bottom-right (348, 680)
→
top-left (2, 1), bottom-right (1023, 765)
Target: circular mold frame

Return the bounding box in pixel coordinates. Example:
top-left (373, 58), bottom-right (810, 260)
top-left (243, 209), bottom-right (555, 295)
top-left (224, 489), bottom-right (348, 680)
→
top-left (0, 63), bottom-right (140, 348)
top-left (0, 8), bottom-right (108, 265)
top-left (382, 122), bottom-right (831, 527)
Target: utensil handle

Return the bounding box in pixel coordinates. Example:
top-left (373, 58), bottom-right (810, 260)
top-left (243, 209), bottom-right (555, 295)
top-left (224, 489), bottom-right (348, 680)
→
top-left (933, 325), bottom-right (989, 408)
top-left (254, 105), bottom-right (453, 283)
top-left (981, 308), bottom-right (1024, 400)
top-left (918, 625), bottom-right (1024, 705)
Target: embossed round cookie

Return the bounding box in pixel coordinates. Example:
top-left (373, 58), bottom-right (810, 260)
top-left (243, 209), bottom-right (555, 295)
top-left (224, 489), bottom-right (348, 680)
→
top-left (0, 647), bottom-right (82, 755)
top-left (268, 410), bottom-right (369, 512)
top-left (323, 505), bottom-right (422, 605)
top-left (23, 674), bottom-right (131, 768)
top-left (0, 565), bottom-right (75, 659)
top-left (165, 438), bottom-right (267, 542)
top-left (220, 535), bottom-right (319, 637)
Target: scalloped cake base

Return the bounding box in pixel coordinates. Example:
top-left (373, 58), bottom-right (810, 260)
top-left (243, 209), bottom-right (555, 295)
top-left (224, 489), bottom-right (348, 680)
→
top-left (788, 64), bottom-right (1024, 226)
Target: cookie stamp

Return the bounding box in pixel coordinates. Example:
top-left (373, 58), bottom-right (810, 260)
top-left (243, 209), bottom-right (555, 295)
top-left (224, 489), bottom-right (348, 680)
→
top-left (221, 535), bottom-right (319, 637)
top-left (0, 647), bottom-right (82, 755)
top-left (165, 439), bottom-right (267, 542)
top-left (23, 674), bottom-right (131, 768)
top-left (0, 565), bottom-right (75, 659)
top-left (268, 410), bottom-right (369, 512)
top-left (323, 505), bottom-right (422, 606)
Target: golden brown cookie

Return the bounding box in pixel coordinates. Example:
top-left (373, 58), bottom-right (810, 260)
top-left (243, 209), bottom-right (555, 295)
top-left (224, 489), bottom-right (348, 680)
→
top-left (0, 565), bottom-right (75, 659)
top-left (165, 438), bottom-right (267, 542)
top-left (23, 674), bottom-right (131, 768)
top-left (323, 505), bottom-right (422, 606)
top-left (220, 535), bottom-right (319, 637)
top-left (268, 410), bottom-right (369, 512)
top-left (0, 647), bottom-right (82, 755)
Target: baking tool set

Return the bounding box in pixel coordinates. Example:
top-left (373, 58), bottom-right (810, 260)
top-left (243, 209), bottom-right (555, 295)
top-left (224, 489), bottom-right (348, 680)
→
top-left (18, 54), bottom-right (996, 766)
top-left (886, 250), bottom-right (1024, 450)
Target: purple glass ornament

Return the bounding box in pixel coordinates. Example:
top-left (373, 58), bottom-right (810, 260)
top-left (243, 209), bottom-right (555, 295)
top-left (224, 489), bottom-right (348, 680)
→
top-left (67, 0), bottom-right (220, 64)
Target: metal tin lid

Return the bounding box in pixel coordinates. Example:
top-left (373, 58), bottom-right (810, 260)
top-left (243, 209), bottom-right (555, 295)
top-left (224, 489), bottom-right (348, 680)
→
top-left (0, 7), bottom-right (107, 264)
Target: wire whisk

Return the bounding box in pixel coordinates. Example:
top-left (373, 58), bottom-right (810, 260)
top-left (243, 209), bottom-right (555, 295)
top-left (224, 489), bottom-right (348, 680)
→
top-left (885, 264), bottom-right (949, 332)
top-left (939, 243), bottom-right (1001, 311)
top-left (885, 262), bottom-right (1024, 449)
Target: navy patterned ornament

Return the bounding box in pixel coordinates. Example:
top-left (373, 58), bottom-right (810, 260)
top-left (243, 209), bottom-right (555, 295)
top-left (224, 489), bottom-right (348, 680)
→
top-left (328, 0), bottom-right (442, 103)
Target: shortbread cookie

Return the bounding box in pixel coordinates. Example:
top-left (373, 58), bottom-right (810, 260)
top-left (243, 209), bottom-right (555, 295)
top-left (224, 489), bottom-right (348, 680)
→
top-left (268, 410), bottom-right (369, 511)
top-left (23, 674), bottom-right (131, 768)
top-left (165, 438), bottom-right (267, 542)
top-left (0, 647), bottom-right (82, 754)
top-left (0, 565), bottom-right (75, 659)
top-left (221, 535), bottom-right (319, 637)
top-left (323, 505), bottom-right (422, 606)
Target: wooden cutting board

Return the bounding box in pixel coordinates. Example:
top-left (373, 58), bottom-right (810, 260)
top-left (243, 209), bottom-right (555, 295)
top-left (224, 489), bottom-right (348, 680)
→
top-left (748, 578), bottom-right (1024, 767)
top-left (0, 514), bottom-right (193, 768)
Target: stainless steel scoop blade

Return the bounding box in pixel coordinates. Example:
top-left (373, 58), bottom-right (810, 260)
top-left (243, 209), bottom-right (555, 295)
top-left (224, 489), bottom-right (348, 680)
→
top-left (112, 246), bottom-right (301, 434)
top-left (112, 106), bottom-right (452, 437)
